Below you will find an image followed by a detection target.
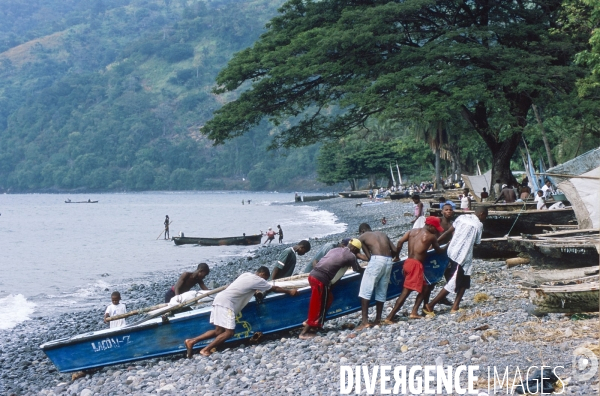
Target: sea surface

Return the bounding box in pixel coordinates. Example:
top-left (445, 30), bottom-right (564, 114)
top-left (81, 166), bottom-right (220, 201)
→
top-left (0, 192), bottom-right (345, 329)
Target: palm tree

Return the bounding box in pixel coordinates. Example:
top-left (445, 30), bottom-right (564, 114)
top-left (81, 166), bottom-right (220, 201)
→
top-left (412, 121), bottom-right (448, 189)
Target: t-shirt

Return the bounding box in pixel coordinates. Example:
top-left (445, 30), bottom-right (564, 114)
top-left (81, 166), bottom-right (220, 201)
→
top-left (273, 247), bottom-right (297, 279)
top-left (541, 184), bottom-right (553, 198)
top-left (303, 242), bottom-right (338, 273)
top-left (310, 247), bottom-right (361, 286)
top-left (460, 195), bottom-right (470, 209)
top-left (447, 214), bottom-right (483, 276)
top-left (213, 272), bottom-right (272, 314)
top-left (493, 183), bottom-right (502, 197)
top-left (535, 194), bottom-right (547, 210)
top-left (105, 303), bottom-right (127, 328)
top-left (266, 230), bottom-right (276, 238)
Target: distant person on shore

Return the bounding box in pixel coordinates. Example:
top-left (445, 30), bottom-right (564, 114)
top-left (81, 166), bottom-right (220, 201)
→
top-left (542, 180), bottom-right (554, 199)
top-left (437, 196), bottom-right (456, 210)
top-left (164, 215), bottom-right (170, 239)
top-left (411, 195), bottom-right (425, 228)
top-left (263, 227), bottom-right (277, 244)
top-left (355, 223), bottom-right (396, 330)
top-left (164, 263), bottom-right (210, 303)
top-left (299, 239), bottom-right (364, 339)
top-left (277, 225), bottom-right (283, 243)
top-left (480, 188), bottom-right (489, 201)
top-left (104, 291), bottom-right (127, 328)
top-left (270, 240), bottom-right (311, 280)
top-left (242, 200), bottom-right (244, 205)
top-left (302, 238), bottom-right (351, 273)
top-left (247, 200), bottom-right (251, 204)
top-left (460, 188), bottom-right (472, 210)
top-left (535, 190), bottom-right (547, 210)
top-left (494, 184), bottom-right (517, 203)
top-left (381, 217), bottom-right (387, 225)
top-left (384, 217), bottom-right (447, 322)
top-left (493, 179), bottom-right (502, 199)
top-left (184, 267), bottom-right (299, 357)
top-left (425, 207), bottom-right (488, 315)
top-left (519, 184), bottom-right (531, 200)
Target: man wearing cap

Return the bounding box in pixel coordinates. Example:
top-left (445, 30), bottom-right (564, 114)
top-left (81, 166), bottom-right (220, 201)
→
top-left (384, 216), bottom-right (447, 322)
top-left (301, 238), bottom-right (352, 273)
top-left (299, 239), bottom-right (364, 339)
top-left (425, 207), bottom-right (488, 314)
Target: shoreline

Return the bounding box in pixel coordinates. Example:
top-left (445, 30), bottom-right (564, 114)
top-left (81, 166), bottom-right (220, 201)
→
top-left (1, 198), bottom-right (598, 395)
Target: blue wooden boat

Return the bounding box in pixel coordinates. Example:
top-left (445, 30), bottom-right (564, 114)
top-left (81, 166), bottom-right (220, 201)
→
top-left (40, 250), bottom-right (449, 373)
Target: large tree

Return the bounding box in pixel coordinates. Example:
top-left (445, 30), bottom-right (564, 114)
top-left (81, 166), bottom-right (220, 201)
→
top-left (203, 0), bottom-right (590, 184)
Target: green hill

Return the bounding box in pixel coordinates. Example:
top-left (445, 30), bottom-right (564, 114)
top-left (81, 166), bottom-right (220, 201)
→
top-left (0, 0), bottom-right (323, 192)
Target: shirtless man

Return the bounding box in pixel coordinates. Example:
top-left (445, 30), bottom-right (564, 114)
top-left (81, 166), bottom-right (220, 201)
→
top-left (355, 223), bottom-right (397, 330)
top-left (164, 263), bottom-right (210, 303)
top-left (383, 217), bottom-right (447, 322)
top-left (419, 204), bottom-right (455, 309)
top-left (494, 184), bottom-right (517, 203)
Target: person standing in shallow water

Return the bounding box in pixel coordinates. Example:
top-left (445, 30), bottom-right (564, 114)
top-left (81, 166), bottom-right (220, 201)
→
top-left (164, 215), bottom-right (170, 239)
top-left (277, 225), bottom-right (283, 243)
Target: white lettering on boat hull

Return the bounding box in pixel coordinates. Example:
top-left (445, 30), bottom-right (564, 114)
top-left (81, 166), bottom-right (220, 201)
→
top-left (91, 335), bottom-right (132, 352)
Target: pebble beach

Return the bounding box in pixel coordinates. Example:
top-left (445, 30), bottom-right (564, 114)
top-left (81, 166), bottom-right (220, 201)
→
top-left (1, 197), bottom-right (598, 395)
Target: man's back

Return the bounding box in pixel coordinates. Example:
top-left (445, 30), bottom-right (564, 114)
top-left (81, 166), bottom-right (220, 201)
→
top-left (359, 231), bottom-right (394, 257)
top-left (502, 188), bottom-right (516, 202)
top-left (406, 228), bottom-right (436, 262)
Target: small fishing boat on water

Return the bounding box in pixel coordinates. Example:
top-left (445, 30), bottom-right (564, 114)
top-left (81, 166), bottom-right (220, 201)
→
top-left (65, 200), bottom-right (98, 203)
top-left (172, 234), bottom-right (262, 246)
top-left (40, 249), bottom-right (449, 372)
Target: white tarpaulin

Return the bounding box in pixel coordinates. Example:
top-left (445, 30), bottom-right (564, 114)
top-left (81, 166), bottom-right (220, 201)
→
top-left (462, 170), bottom-right (492, 202)
top-left (546, 148), bottom-right (600, 229)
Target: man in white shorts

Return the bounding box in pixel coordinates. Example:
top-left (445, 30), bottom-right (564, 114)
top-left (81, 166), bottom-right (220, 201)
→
top-left (356, 223), bottom-right (396, 330)
top-left (184, 266), bottom-right (298, 357)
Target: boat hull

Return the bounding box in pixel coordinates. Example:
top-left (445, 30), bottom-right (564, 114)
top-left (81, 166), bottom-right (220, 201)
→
top-left (172, 235), bottom-right (262, 246)
top-left (41, 250), bottom-right (449, 372)
top-left (339, 192), bottom-right (369, 198)
top-left (294, 195), bottom-right (338, 202)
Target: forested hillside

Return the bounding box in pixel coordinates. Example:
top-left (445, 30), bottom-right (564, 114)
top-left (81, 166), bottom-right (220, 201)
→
top-left (0, 0), bottom-right (325, 192)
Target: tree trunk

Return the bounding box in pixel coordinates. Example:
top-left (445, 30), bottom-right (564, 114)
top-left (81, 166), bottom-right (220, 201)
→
top-left (434, 147), bottom-right (441, 190)
top-left (531, 104), bottom-right (555, 168)
top-left (460, 98), bottom-right (530, 190)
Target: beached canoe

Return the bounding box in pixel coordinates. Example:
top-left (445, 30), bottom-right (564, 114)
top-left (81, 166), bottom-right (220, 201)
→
top-left (523, 276), bottom-right (599, 315)
top-left (428, 208), bottom-right (577, 238)
top-left (294, 194), bottom-right (338, 202)
top-left (338, 191), bottom-right (369, 198)
top-left (40, 249), bottom-right (449, 372)
top-left (172, 235), bottom-right (262, 246)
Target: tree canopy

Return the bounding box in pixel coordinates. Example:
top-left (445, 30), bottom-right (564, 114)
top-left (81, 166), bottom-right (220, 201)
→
top-left (204, 0), bottom-right (592, 184)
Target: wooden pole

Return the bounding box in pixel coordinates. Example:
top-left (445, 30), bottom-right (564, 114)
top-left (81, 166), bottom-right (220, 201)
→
top-left (132, 273), bottom-right (310, 325)
top-left (535, 173), bottom-right (600, 180)
top-left (106, 303), bottom-right (168, 322)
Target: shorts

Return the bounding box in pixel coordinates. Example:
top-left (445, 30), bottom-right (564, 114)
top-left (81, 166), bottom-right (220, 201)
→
top-left (164, 288), bottom-right (175, 304)
top-left (358, 255), bottom-right (393, 302)
top-left (402, 258), bottom-right (426, 293)
top-left (210, 305), bottom-right (236, 330)
top-left (444, 260), bottom-right (471, 293)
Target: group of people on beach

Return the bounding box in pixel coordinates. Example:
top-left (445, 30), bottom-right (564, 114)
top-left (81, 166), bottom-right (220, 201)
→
top-left (104, 196), bottom-right (488, 359)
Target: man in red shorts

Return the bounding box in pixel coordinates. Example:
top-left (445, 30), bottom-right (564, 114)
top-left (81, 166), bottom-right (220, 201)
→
top-left (383, 217), bottom-right (447, 321)
top-left (299, 239), bottom-right (363, 339)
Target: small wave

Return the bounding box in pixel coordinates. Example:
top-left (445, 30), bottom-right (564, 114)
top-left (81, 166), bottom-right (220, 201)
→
top-left (0, 294), bottom-right (36, 329)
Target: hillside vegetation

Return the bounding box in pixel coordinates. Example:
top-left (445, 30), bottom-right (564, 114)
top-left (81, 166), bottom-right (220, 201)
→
top-left (0, 0), bottom-right (326, 192)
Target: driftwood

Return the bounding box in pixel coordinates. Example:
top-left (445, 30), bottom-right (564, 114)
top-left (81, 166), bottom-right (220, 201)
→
top-left (506, 257), bottom-right (530, 268)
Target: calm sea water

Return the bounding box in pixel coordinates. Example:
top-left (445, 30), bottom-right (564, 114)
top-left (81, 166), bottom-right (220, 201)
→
top-left (0, 192), bottom-right (345, 329)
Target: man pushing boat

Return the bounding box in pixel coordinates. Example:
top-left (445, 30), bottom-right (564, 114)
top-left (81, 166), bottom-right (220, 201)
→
top-left (164, 263), bottom-right (210, 303)
top-left (184, 266), bottom-right (299, 357)
top-left (355, 223), bottom-right (397, 330)
top-left (299, 239), bottom-right (364, 339)
top-left (383, 216), bottom-right (447, 322)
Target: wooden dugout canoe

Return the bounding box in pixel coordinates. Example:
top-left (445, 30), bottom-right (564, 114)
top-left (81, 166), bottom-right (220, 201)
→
top-left (172, 234), bottom-right (262, 246)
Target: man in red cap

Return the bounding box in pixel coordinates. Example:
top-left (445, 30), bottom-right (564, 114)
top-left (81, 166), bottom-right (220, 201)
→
top-left (383, 216), bottom-right (447, 321)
